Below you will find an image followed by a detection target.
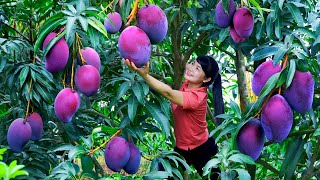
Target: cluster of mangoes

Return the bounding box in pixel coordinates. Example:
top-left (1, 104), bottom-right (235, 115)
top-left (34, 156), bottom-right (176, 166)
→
top-left (7, 112), bottom-right (43, 152)
top-left (104, 4), bottom-right (168, 67)
top-left (215, 0), bottom-right (254, 43)
top-left (42, 33), bottom-right (101, 123)
top-left (104, 136), bottom-right (141, 174)
top-left (237, 60), bottom-right (314, 160)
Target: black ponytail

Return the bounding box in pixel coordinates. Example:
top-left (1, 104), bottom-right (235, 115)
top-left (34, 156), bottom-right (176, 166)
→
top-left (196, 55), bottom-right (224, 125)
top-left (211, 74), bottom-right (224, 125)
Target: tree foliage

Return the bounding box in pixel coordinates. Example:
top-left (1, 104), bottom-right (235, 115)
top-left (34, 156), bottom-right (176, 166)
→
top-left (0, 0), bottom-right (319, 179)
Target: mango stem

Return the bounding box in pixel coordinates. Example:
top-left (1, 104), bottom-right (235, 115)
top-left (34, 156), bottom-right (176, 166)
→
top-left (126, 0), bottom-right (140, 26)
top-left (87, 129), bottom-right (122, 155)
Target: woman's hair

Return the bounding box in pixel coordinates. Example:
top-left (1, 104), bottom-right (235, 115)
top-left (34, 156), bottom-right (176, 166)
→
top-left (197, 55), bottom-right (224, 125)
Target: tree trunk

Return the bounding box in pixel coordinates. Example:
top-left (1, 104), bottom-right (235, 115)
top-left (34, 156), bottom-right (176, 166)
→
top-left (235, 50), bottom-right (249, 112)
top-left (170, 1), bottom-right (184, 90)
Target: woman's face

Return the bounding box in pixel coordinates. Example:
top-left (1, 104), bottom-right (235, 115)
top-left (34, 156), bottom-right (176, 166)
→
top-left (184, 60), bottom-right (209, 86)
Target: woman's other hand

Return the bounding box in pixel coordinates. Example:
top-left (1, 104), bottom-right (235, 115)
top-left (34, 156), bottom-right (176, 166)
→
top-left (124, 59), bottom-right (149, 78)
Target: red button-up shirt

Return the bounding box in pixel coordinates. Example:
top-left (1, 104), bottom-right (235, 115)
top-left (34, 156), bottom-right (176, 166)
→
top-left (172, 80), bottom-right (209, 150)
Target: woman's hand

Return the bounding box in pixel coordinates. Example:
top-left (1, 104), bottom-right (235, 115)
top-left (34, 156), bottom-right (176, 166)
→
top-left (124, 59), bottom-right (149, 78)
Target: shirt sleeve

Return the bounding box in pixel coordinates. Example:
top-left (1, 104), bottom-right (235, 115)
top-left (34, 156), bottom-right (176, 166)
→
top-left (182, 91), bottom-right (207, 110)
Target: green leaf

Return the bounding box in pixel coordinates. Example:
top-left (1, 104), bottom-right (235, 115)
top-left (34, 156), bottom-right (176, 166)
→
top-left (78, 15), bottom-right (88, 31)
top-left (0, 162), bottom-right (8, 178)
top-left (228, 153), bottom-right (255, 165)
top-left (314, 128), bottom-right (320, 136)
top-left (128, 95), bottom-right (138, 121)
top-left (68, 146), bottom-right (86, 160)
top-left (286, 60), bottom-right (296, 88)
top-left (65, 16), bottom-right (77, 44)
top-left (251, 46), bottom-right (279, 61)
top-left (235, 169), bottom-right (251, 180)
top-left (43, 30), bottom-right (67, 57)
top-left (275, 16), bottom-right (282, 39)
top-left (92, 126), bottom-right (118, 135)
top-left (52, 144), bottom-right (74, 152)
top-left (249, 0), bottom-right (264, 23)
top-left (219, 28), bottom-right (229, 43)
top-left (145, 102), bottom-right (170, 138)
top-left (186, 8), bottom-right (197, 24)
top-left (0, 56), bottom-right (6, 73)
top-left (143, 171), bottom-right (171, 180)
top-left (280, 137), bottom-right (304, 179)
top-left (286, 3), bottom-right (304, 27)
top-left (159, 159), bottom-right (172, 175)
top-left (215, 124), bottom-right (237, 143)
top-left (273, 46), bottom-right (288, 65)
top-left (88, 17), bottom-right (108, 38)
top-left (230, 100), bottom-right (241, 119)
top-left (116, 81), bottom-right (130, 100)
top-left (203, 158), bottom-right (220, 176)
top-left (34, 18), bottom-right (66, 53)
top-left (313, 35), bottom-right (320, 46)
top-left (278, 0), bottom-right (285, 10)
top-left (132, 82), bottom-right (144, 103)
top-left (266, 13), bottom-right (274, 38)
top-left (33, 83), bottom-right (51, 103)
top-left (19, 66), bottom-right (29, 88)
top-left (258, 72), bottom-right (280, 98)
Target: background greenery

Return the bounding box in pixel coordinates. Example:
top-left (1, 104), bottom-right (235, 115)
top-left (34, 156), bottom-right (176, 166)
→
top-left (0, 0), bottom-right (319, 179)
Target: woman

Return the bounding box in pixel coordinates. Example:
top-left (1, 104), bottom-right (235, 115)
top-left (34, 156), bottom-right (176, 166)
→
top-left (125, 55), bottom-right (223, 179)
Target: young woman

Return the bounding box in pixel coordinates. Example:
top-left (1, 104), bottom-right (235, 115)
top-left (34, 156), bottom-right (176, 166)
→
top-left (125, 55), bottom-right (223, 179)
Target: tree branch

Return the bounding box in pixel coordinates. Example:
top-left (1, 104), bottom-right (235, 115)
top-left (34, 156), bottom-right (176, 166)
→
top-left (211, 42), bottom-right (236, 60)
top-left (183, 31), bottom-right (209, 64)
top-left (256, 159), bottom-right (280, 174)
top-left (3, 23), bottom-right (30, 43)
top-left (90, 155), bottom-right (105, 176)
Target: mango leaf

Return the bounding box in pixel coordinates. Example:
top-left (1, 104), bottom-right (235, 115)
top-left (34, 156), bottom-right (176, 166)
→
top-left (68, 145), bottom-right (86, 160)
top-left (235, 169), bottom-right (251, 180)
top-left (145, 102), bottom-right (170, 138)
top-left (215, 124), bottom-right (237, 143)
top-left (92, 126), bottom-right (118, 135)
top-left (286, 3), bottom-right (304, 27)
top-left (286, 60), bottom-right (296, 88)
top-left (65, 16), bottom-right (77, 45)
top-left (275, 16), bottom-right (282, 39)
top-left (132, 82), bottom-right (144, 103)
top-left (116, 81), bottom-right (130, 100)
top-left (314, 128), bottom-right (320, 136)
top-left (266, 13), bottom-right (274, 38)
top-left (128, 95), bottom-right (138, 121)
top-left (88, 17), bottom-right (108, 38)
top-left (43, 30), bottom-right (67, 57)
top-left (280, 136), bottom-right (304, 179)
top-left (19, 66), bottom-right (29, 88)
top-left (251, 46), bottom-right (279, 61)
top-left (230, 100), bottom-right (241, 119)
top-left (0, 56), bottom-right (6, 73)
top-left (143, 171), bottom-right (171, 180)
top-left (159, 158), bottom-right (172, 175)
top-left (34, 17), bottom-right (66, 54)
top-left (203, 158), bottom-right (220, 176)
top-left (52, 144), bottom-right (74, 152)
top-left (78, 15), bottom-right (88, 31)
top-left (0, 162), bottom-right (7, 178)
top-left (228, 153), bottom-right (255, 165)
top-left (278, 0), bottom-right (285, 10)
top-left (258, 72), bottom-right (280, 98)
top-left (219, 28), bottom-right (229, 42)
top-left (249, 0), bottom-right (264, 23)
top-left (273, 46), bottom-right (288, 65)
